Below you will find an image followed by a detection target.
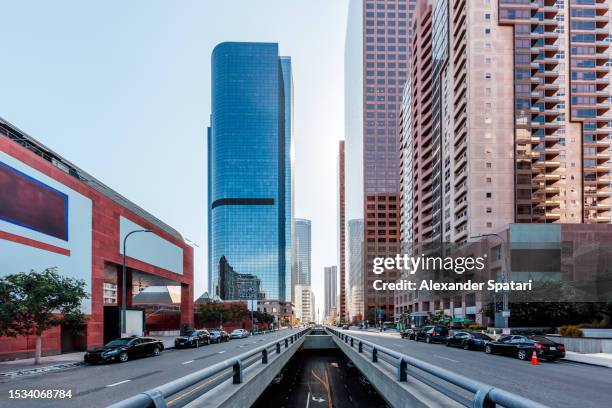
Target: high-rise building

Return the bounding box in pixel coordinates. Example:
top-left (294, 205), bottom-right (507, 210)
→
top-left (295, 284), bottom-right (315, 323)
top-left (347, 218), bottom-right (365, 321)
top-left (397, 0), bottom-right (611, 320)
top-left (208, 42), bottom-right (294, 303)
top-left (324, 265), bottom-right (338, 320)
top-left (295, 218), bottom-right (312, 285)
top-left (337, 141), bottom-right (347, 320)
top-left (345, 0), bottom-right (417, 323)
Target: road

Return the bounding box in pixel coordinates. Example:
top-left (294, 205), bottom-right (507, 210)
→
top-left (0, 328), bottom-right (302, 408)
top-left (253, 349), bottom-right (388, 408)
top-left (336, 329), bottom-right (612, 408)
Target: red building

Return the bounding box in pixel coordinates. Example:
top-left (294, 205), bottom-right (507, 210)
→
top-left (0, 118), bottom-right (193, 360)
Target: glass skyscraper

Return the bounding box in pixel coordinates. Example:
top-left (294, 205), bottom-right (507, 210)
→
top-left (295, 218), bottom-right (311, 286)
top-left (208, 42), bottom-right (294, 302)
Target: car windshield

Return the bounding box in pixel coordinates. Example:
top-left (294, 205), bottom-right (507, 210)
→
top-left (184, 331), bottom-right (198, 337)
top-left (105, 339), bottom-right (130, 347)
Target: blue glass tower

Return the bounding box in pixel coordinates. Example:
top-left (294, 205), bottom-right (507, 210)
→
top-left (208, 42), bottom-right (294, 302)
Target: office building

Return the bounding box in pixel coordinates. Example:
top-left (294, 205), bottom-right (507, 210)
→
top-left (208, 42), bottom-right (294, 303)
top-left (294, 284), bottom-right (315, 323)
top-left (295, 218), bottom-right (311, 285)
top-left (337, 141), bottom-right (347, 320)
top-left (344, 0), bottom-right (418, 323)
top-left (324, 265), bottom-right (338, 320)
top-left (347, 218), bottom-right (365, 322)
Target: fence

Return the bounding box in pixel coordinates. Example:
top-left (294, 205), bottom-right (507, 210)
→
top-left (327, 327), bottom-right (549, 408)
top-left (108, 328), bottom-right (310, 408)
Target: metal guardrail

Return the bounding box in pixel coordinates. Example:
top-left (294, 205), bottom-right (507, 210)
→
top-left (327, 327), bottom-right (549, 408)
top-left (108, 328), bottom-right (310, 408)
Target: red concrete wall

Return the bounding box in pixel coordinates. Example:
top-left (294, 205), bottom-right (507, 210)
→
top-left (0, 137), bottom-right (194, 358)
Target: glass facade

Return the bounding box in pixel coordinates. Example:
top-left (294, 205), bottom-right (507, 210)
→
top-left (295, 218), bottom-right (311, 286)
top-left (208, 42), bottom-right (294, 302)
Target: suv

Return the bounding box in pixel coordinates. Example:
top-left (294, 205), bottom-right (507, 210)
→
top-left (414, 325), bottom-right (449, 344)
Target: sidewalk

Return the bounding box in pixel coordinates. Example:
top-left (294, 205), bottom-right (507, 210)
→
top-left (563, 351), bottom-right (612, 368)
top-left (0, 351), bottom-right (85, 378)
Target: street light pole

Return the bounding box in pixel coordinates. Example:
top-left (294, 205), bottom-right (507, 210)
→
top-left (471, 233), bottom-right (510, 330)
top-left (121, 229), bottom-right (152, 336)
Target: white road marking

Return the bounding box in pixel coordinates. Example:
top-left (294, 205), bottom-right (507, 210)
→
top-left (306, 391), bottom-right (311, 408)
top-left (182, 360), bottom-right (194, 365)
top-left (218, 350), bottom-right (226, 354)
top-left (106, 380), bottom-right (131, 387)
top-left (433, 355), bottom-right (459, 363)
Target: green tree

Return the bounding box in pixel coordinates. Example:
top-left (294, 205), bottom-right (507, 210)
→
top-left (0, 268), bottom-right (89, 365)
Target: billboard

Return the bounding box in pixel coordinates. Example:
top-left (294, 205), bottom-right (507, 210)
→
top-left (0, 161), bottom-right (68, 241)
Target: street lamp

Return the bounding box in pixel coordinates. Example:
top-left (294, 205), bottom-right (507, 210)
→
top-left (471, 233), bottom-right (510, 330)
top-left (121, 229), bottom-right (152, 336)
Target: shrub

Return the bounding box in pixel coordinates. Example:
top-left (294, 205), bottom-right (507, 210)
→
top-left (467, 324), bottom-right (486, 331)
top-left (559, 325), bottom-right (583, 337)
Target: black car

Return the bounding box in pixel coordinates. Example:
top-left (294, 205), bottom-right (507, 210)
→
top-left (84, 337), bottom-right (164, 364)
top-left (174, 330), bottom-right (211, 348)
top-left (400, 328), bottom-right (416, 340)
top-left (446, 331), bottom-right (493, 350)
top-left (208, 329), bottom-right (229, 343)
top-left (414, 325), bottom-right (449, 343)
top-left (485, 335), bottom-right (566, 361)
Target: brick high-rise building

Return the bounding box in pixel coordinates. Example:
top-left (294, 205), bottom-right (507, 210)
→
top-left (337, 141), bottom-right (347, 320)
top-left (345, 0), bottom-right (417, 324)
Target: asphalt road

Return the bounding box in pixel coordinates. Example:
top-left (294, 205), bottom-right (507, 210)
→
top-left (335, 329), bottom-right (612, 408)
top-left (253, 349), bottom-right (388, 408)
top-left (0, 328), bottom-right (303, 408)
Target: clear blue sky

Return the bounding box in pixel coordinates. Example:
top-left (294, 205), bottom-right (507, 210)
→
top-left (0, 0), bottom-right (349, 306)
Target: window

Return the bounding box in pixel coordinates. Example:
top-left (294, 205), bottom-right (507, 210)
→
top-left (485, 72), bottom-right (491, 79)
top-left (486, 208), bottom-right (492, 213)
top-left (485, 13), bottom-right (491, 20)
top-left (486, 192), bottom-right (492, 198)
top-left (486, 162), bottom-right (492, 168)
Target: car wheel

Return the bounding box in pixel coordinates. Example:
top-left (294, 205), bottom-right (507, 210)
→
top-left (152, 346), bottom-right (161, 356)
top-left (118, 351), bottom-right (129, 363)
top-left (485, 345), bottom-right (492, 354)
top-left (207, 338), bottom-right (211, 345)
top-left (463, 342), bottom-right (470, 351)
top-left (445, 340), bottom-right (451, 347)
top-left (517, 349), bottom-right (528, 361)
top-left (425, 336), bottom-right (431, 344)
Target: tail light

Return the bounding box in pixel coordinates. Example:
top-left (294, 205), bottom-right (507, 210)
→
top-left (535, 343), bottom-right (543, 349)
top-left (432, 331), bottom-right (437, 336)
top-left (558, 345), bottom-right (565, 350)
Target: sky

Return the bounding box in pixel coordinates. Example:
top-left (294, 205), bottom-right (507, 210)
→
top-left (0, 0), bottom-right (349, 309)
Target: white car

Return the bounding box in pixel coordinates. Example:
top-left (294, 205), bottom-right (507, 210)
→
top-left (230, 329), bottom-right (250, 339)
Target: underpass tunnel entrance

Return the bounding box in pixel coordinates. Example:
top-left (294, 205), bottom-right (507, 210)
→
top-left (254, 331), bottom-right (388, 408)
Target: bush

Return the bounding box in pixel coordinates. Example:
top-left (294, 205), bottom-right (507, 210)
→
top-left (559, 325), bottom-right (583, 337)
top-left (578, 320), bottom-right (608, 329)
top-left (467, 324), bottom-right (486, 331)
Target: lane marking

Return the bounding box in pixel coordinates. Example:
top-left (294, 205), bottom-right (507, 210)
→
top-left (182, 360), bottom-right (194, 365)
top-left (218, 350), bottom-right (226, 354)
top-left (306, 391), bottom-right (311, 408)
top-left (106, 379), bottom-right (131, 387)
top-left (433, 355), bottom-right (459, 363)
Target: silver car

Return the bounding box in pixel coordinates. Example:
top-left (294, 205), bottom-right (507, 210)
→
top-left (230, 329), bottom-right (250, 339)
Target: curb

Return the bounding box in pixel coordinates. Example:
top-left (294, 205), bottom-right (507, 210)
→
top-left (561, 358), bottom-right (612, 369)
top-left (0, 362), bottom-right (85, 379)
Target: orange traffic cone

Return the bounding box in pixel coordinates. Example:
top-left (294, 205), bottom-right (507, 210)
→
top-left (530, 350), bottom-right (539, 365)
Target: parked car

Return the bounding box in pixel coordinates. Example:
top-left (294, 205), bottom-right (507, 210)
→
top-left (414, 325), bottom-right (449, 343)
top-left (230, 329), bottom-right (250, 339)
top-left (208, 329), bottom-right (230, 343)
top-left (400, 328), bottom-right (416, 340)
top-left (485, 335), bottom-right (565, 361)
top-left (174, 330), bottom-right (210, 348)
top-left (446, 331), bottom-right (493, 350)
top-left (84, 336), bottom-right (163, 364)
top-left (342, 324), bottom-right (350, 330)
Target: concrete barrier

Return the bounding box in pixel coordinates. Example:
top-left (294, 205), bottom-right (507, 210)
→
top-left (331, 335), bottom-right (461, 408)
top-left (185, 334), bottom-right (306, 408)
top-left (547, 336), bottom-right (612, 354)
top-left (302, 334), bottom-right (337, 349)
